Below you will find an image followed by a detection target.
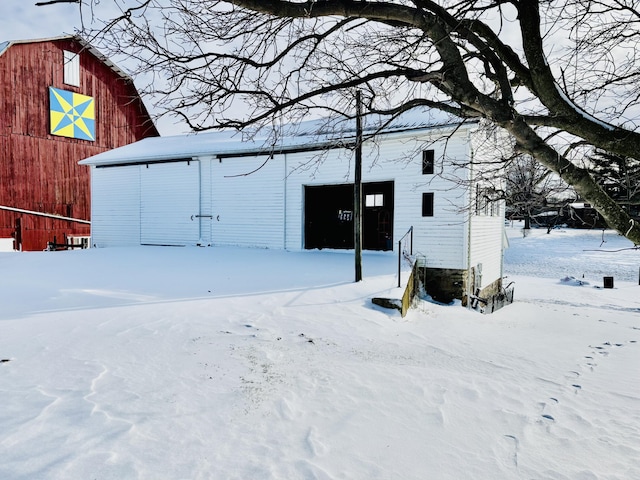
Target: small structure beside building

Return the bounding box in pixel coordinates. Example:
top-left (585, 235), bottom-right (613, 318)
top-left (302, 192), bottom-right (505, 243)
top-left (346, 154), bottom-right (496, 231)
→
top-left (80, 112), bottom-right (507, 306)
top-left (0, 35), bottom-right (158, 251)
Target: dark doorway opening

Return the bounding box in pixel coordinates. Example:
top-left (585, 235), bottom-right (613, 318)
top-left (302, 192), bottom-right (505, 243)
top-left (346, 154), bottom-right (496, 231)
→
top-left (304, 181), bottom-right (394, 251)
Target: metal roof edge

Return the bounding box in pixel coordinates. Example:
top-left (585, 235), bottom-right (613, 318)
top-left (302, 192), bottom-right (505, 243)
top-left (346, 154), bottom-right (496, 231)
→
top-left (0, 35), bottom-right (133, 82)
top-left (80, 118), bottom-right (478, 167)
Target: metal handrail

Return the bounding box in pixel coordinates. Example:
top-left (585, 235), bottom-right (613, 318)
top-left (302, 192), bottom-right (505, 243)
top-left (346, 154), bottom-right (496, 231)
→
top-left (397, 226), bottom-right (413, 287)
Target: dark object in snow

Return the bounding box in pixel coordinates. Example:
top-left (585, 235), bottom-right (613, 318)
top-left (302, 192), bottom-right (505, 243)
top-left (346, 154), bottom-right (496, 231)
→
top-left (1, 359), bottom-right (10, 363)
top-left (603, 276), bottom-right (614, 289)
top-left (298, 333), bottom-right (314, 344)
top-left (560, 276), bottom-right (589, 286)
top-left (371, 297), bottom-right (402, 312)
top-left (46, 234), bottom-right (89, 251)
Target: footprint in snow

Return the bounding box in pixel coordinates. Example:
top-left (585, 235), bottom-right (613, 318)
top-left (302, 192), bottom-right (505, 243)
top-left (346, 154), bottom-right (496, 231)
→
top-left (501, 435), bottom-right (519, 468)
top-left (538, 398), bottom-right (559, 423)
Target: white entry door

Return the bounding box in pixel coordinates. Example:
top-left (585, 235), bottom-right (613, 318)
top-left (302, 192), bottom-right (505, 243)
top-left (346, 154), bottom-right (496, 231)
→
top-left (140, 161), bottom-right (200, 246)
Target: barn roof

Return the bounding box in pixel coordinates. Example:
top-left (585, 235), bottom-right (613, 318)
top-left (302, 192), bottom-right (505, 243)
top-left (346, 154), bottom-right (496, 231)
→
top-left (80, 109), bottom-right (478, 166)
top-left (0, 35), bottom-right (132, 82)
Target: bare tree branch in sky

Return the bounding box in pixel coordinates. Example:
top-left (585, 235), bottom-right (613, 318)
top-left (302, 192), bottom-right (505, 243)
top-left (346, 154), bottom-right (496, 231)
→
top-left (68, 0), bottom-right (640, 244)
top-left (36, 0), bottom-right (79, 6)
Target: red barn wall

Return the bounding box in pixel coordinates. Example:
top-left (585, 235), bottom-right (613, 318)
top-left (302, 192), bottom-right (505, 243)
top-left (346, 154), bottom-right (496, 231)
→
top-left (0, 37), bottom-right (158, 250)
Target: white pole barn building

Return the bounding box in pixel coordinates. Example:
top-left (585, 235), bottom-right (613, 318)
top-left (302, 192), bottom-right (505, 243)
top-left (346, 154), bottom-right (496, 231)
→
top-left (80, 111), bottom-right (507, 306)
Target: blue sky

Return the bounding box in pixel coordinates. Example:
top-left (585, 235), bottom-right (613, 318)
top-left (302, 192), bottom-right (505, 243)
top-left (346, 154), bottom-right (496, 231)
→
top-left (0, 1), bottom-right (83, 41)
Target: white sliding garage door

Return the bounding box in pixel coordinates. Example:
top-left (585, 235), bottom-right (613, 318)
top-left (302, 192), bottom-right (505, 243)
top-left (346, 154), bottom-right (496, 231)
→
top-left (140, 161), bottom-right (200, 246)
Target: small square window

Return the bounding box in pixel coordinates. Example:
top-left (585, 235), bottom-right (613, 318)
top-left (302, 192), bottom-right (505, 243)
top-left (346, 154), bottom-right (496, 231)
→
top-left (64, 50), bottom-right (80, 87)
top-left (422, 192), bottom-right (434, 217)
top-left (365, 193), bottom-right (384, 207)
top-left (422, 150), bottom-right (435, 175)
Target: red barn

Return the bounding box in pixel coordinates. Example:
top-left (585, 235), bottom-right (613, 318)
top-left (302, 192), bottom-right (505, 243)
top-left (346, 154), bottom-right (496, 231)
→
top-left (0, 35), bottom-right (158, 251)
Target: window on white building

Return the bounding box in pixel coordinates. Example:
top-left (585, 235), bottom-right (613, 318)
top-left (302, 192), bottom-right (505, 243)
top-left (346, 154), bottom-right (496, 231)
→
top-left (422, 192), bottom-right (434, 216)
top-left (422, 150), bottom-right (435, 174)
top-left (365, 193), bottom-right (384, 207)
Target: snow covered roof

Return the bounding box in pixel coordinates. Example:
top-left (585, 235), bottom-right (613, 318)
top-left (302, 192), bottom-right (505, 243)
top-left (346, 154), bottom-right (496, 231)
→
top-left (81, 109), bottom-right (477, 166)
top-left (0, 35), bottom-right (132, 82)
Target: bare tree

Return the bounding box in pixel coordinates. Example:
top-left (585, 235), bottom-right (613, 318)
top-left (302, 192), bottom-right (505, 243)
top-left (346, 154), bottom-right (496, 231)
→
top-left (503, 155), bottom-right (574, 231)
top-left (72, 0), bottom-right (640, 244)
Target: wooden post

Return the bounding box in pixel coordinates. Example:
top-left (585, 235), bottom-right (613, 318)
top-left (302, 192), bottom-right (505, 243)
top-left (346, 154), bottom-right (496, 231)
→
top-left (354, 90), bottom-right (363, 282)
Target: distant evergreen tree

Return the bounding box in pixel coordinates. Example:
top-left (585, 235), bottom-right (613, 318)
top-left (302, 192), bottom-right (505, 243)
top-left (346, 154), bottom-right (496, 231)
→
top-left (588, 151), bottom-right (640, 218)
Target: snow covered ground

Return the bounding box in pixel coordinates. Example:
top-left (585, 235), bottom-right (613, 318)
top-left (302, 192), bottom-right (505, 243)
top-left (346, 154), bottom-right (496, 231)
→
top-left (0, 225), bottom-right (638, 480)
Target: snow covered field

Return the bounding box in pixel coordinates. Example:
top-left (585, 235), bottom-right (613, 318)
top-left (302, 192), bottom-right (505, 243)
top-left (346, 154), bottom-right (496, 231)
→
top-left (0, 226), bottom-right (638, 479)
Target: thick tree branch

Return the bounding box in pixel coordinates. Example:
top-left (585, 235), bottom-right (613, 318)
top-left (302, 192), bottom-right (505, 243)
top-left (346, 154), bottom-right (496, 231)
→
top-left (81, 0), bottom-right (640, 243)
top-left (36, 0), bottom-right (78, 5)
top-left (517, 1), bottom-right (640, 160)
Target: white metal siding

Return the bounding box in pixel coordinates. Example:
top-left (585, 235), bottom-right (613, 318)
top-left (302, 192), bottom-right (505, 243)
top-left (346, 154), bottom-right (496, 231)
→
top-left (469, 215), bottom-right (505, 289)
top-left (284, 128), bottom-right (472, 270)
top-left (198, 157), bottom-right (213, 245)
top-left (90, 165), bottom-right (141, 247)
top-left (140, 161), bottom-right (200, 246)
top-left (467, 126), bottom-right (508, 287)
top-left (373, 130), bottom-right (470, 269)
top-left (211, 155), bottom-right (285, 248)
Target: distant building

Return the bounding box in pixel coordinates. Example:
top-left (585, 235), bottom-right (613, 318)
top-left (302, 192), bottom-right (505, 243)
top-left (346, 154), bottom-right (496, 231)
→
top-left (0, 35), bottom-right (158, 250)
top-left (81, 112), bottom-right (507, 307)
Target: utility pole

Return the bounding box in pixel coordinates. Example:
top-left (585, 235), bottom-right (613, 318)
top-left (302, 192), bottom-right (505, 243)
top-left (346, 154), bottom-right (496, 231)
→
top-left (354, 90), bottom-right (363, 282)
